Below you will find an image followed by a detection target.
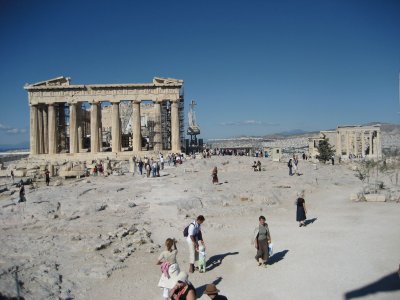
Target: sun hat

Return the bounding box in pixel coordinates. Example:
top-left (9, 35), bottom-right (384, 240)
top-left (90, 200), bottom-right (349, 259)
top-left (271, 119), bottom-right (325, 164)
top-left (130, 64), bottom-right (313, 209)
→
top-left (175, 271), bottom-right (188, 283)
top-left (158, 263), bottom-right (180, 288)
top-left (164, 270), bottom-right (188, 289)
top-left (204, 283), bottom-right (219, 295)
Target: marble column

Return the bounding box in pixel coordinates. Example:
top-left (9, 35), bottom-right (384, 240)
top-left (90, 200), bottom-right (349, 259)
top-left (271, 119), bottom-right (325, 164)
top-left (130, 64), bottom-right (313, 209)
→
top-left (376, 131), bottom-right (381, 158)
top-left (48, 104), bottom-right (57, 154)
top-left (171, 100), bottom-right (181, 153)
top-left (112, 102), bottom-right (121, 152)
top-left (78, 126), bottom-right (83, 152)
top-left (361, 131), bottom-right (365, 157)
top-left (153, 101), bottom-right (162, 152)
top-left (346, 131), bottom-right (350, 156)
top-left (369, 132), bottom-right (373, 156)
top-left (69, 103), bottom-right (79, 154)
top-left (90, 102), bottom-right (100, 153)
top-left (30, 105), bottom-right (39, 155)
top-left (43, 106), bottom-right (48, 154)
top-left (132, 101), bottom-right (141, 152)
top-left (38, 106), bottom-right (44, 154)
top-left (354, 131), bottom-right (358, 157)
top-left (336, 131), bottom-right (341, 157)
top-left (98, 104), bottom-right (102, 151)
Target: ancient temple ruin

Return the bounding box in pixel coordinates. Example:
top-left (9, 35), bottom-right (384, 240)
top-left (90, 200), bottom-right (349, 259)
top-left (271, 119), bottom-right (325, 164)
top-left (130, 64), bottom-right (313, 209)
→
top-left (25, 76), bottom-right (184, 160)
top-left (308, 125), bottom-right (382, 159)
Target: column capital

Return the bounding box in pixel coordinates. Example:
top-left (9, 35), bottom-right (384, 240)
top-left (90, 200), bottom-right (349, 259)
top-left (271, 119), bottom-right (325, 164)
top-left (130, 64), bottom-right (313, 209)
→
top-left (170, 99), bottom-right (180, 104)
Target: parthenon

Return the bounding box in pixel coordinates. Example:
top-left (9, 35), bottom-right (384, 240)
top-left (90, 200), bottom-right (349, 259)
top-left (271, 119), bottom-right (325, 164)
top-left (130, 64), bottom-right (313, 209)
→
top-left (25, 76), bottom-right (184, 160)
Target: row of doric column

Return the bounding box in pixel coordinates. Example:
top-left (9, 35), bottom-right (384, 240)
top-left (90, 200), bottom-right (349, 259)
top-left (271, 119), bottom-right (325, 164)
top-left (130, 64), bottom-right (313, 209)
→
top-left (29, 100), bottom-right (181, 156)
top-left (336, 129), bottom-right (381, 158)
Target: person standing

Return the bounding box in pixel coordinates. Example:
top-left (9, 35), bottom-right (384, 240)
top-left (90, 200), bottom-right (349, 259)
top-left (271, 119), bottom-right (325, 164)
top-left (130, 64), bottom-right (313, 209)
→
top-left (18, 184), bottom-right (26, 203)
top-left (44, 169), bottom-right (50, 186)
top-left (146, 163), bottom-right (151, 178)
top-left (157, 238), bottom-right (179, 300)
top-left (160, 154), bottom-right (165, 170)
top-left (138, 159), bottom-right (144, 175)
top-left (186, 215), bottom-right (205, 273)
top-left (296, 192), bottom-right (307, 227)
top-left (253, 216), bottom-right (271, 268)
top-left (288, 159), bottom-right (293, 176)
top-left (212, 167), bottom-right (218, 184)
top-left (292, 155), bottom-right (298, 175)
top-left (204, 284), bottom-right (228, 300)
top-left (10, 170), bottom-right (14, 183)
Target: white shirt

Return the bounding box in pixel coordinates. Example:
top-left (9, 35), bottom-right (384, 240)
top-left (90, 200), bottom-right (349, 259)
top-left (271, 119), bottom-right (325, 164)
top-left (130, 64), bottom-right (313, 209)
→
top-left (186, 221), bottom-right (201, 242)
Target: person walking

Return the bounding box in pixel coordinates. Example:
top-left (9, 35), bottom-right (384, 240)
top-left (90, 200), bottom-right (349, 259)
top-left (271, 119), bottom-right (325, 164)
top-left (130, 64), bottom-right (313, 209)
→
top-left (288, 159), bottom-right (293, 176)
top-left (212, 167), bottom-right (218, 184)
top-left (253, 215), bottom-right (271, 268)
top-left (18, 184), bottom-right (26, 203)
top-left (160, 154), bottom-right (165, 170)
top-left (296, 192), bottom-right (307, 227)
top-left (157, 238), bottom-right (179, 300)
top-left (44, 169), bottom-right (50, 186)
top-left (185, 215), bottom-right (205, 273)
top-left (204, 284), bottom-right (228, 299)
top-left (292, 155), bottom-right (298, 175)
top-left (138, 159), bottom-right (144, 175)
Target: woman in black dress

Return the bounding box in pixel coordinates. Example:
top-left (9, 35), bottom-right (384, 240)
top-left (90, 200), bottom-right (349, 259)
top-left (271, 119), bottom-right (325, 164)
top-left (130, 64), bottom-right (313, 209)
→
top-left (212, 167), bottom-right (218, 184)
top-left (296, 193), bottom-right (307, 227)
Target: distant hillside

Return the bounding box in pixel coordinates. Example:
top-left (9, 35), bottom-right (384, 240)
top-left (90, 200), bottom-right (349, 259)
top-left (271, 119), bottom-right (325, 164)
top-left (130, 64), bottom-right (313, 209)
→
top-left (0, 141), bottom-right (29, 152)
top-left (209, 122), bottom-right (400, 142)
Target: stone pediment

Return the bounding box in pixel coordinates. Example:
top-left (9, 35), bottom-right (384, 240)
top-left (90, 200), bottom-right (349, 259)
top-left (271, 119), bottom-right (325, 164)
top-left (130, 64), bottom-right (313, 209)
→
top-left (27, 76), bottom-right (71, 87)
top-left (153, 77), bottom-right (183, 85)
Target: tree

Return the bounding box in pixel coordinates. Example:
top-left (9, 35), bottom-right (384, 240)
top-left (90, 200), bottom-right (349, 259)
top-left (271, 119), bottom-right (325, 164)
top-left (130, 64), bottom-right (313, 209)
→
top-left (316, 137), bottom-right (335, 162)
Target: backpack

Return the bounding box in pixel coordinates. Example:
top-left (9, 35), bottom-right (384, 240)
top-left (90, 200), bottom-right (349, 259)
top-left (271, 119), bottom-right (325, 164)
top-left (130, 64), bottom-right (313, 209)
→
top-left (183, 222), bottom-right (195, 237)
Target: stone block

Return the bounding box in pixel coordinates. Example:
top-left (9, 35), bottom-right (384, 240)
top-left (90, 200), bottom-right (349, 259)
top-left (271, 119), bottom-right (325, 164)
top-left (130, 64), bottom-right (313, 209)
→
top-left (364, 194), bottom-right (386, 202)
top-left (59, 170), bottom-right (85, 178)
top-left (26, 169), bottom-right (38, 177)
top-left (14, 169), bottom-right (27, 177)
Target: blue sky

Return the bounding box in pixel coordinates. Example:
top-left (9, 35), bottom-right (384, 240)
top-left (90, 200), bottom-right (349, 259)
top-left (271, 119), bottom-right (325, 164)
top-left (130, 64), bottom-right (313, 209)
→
top-left (0, 0), bottom-right (399, 145)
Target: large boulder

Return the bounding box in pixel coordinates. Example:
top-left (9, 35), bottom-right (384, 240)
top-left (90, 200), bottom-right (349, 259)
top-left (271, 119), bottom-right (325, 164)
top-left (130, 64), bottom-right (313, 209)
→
top-left (364, 194), bottom-right (386, 202)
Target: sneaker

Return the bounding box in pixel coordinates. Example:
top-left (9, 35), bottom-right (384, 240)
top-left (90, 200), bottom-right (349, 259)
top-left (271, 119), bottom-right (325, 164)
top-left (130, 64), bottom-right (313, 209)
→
top-left (257, 261), bottom-right (262, 266)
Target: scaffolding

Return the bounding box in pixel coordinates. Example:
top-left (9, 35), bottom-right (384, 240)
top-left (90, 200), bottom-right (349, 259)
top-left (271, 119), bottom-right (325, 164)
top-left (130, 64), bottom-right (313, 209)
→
top-left (161, 101), bottom-right (171, 150)
top-left (56, 103), bottom-right (68, 153)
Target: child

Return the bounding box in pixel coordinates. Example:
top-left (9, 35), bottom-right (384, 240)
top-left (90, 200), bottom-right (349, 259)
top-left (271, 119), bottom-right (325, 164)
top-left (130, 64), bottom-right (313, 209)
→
top-left (197, 244), bottom-right (206, 273)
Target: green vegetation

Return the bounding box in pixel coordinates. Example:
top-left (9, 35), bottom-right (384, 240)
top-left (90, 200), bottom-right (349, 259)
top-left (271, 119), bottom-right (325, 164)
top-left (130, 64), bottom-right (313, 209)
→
top-left (316, 137), bottom-right (335, 162)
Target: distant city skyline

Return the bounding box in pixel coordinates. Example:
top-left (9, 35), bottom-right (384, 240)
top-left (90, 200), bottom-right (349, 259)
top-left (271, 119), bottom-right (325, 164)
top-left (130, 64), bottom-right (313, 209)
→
top-left (0, 0), bottom-right (399, 146)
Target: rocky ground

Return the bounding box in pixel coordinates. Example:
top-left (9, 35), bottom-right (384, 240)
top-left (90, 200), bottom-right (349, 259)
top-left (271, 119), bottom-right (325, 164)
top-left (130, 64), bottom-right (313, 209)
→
top-left (0, 156), bottom-right (399, 300)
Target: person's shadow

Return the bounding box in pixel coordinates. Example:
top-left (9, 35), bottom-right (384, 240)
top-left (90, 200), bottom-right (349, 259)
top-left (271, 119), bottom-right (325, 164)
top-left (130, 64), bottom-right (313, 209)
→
top-left (305, 217), bottom-right (318, 226)
top-left (344, 271), bottom-right (400, 299)
top-left (196, 276), bottom-right (223, 298)
top-left (268, 249), bottom-right (289, 265)
top-left (206, 251), bottom-right (239, 271)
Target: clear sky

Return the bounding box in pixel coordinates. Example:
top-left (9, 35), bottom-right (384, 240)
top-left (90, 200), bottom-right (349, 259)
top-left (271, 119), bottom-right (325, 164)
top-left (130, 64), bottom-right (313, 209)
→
top-left (0, 0), bottom-right (399, 145)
